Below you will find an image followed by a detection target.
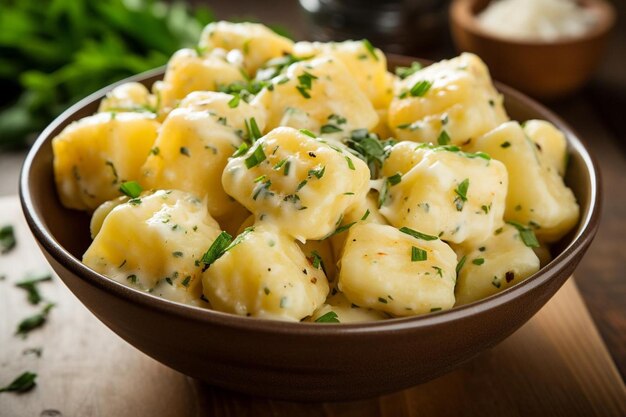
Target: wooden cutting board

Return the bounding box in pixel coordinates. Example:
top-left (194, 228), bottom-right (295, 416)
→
top-left (0, 196), bottom-right (624, 417)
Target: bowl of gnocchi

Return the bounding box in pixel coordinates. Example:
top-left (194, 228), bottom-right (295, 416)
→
top-left (20, 21), bottom-right (600, 401)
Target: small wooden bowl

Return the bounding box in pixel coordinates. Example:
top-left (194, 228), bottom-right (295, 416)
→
top-left (450, 0), bottom-right (616, 100)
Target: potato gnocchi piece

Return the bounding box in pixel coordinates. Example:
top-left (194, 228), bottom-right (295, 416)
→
top-left (83, 190), bottom-right (221, 305)
top-left (388, 53), bottom-right (508, 145)
top-left (252, 56), bottom-right (379, 133)
top-left (141, 92), bottom-right (265, 218)
top-left (466, 121), bottom-right (579, 243)
top-left (523, 120), bottom-right (568, 177)
top-left (202, 224), bottom-right (329, 321)
top-left (99, 82), bottom-right (157, 114)
top-left (199, 21), bottom-right (294, 75)
top-left (222, 127), bottom-right (370, 241)
top-left (308, 292), bottom-right (387, 323)
top-left (454, 224), bottom-right (540, 305)
top-left (338, 223), bottom-right (457, 316)
top-left (90, 196), bottom-right (127, 239)
top-left (156, 48), bottom-right (246, 114)
top-left (293, 40), bottom-right (394, 109)
top-left (380, 142), bottom-right (508, 245)
top-left (53, 112), bottom-right (159, 211)
top-left (329, 191), bottom-right (388, 260)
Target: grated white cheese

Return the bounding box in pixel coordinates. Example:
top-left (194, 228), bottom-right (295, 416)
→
top-left (477, 0), bottom-right (598, 42)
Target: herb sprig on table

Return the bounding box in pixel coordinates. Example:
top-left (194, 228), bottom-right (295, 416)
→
top-left (0, 0), bottom-right (215, 150)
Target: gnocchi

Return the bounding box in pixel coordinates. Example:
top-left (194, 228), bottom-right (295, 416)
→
top-left (51, 22), bottom-right (580, 322)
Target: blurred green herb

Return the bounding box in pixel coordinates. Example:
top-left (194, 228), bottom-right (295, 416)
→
top-left (15, 273), bottom-right (52, 305)
top-left (0, 0), bottom-right (215, 149)
top-left (0, 371), bottom-right (37, 393)
top-left (0, 224), bottom-right (16, 253)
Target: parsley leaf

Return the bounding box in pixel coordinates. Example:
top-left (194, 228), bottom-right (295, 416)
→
top-left (315, 311), bottom-right (340, 323)
top-left (119, 181), bottom-right (142, 199)
top-left (506, 221), bottom-right (540, 248)
top-left (0, 371), bottom-right (37, 393)
top-left (0, 225), bottom-right (16, 254)
top-left (399, 227), bottom-right (439, 241)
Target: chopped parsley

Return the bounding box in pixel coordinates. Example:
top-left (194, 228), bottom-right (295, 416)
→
top-left (310, 250), bottom-right (323, 270)
top-left (0, 371), bottom-right (37, 393)
top-left (105, 160), bottom-right (119, 184)
top-left (299, 128), bottom-right (316, 138)
top-left (506, 221), bottom-right (540, 248)
top-left (430, 307), bottom-right (442, 312)
top-left (325, 222), bottom-right (356, 239)
top-left (232, 142), bottom-right (249, 157)
top-left (399, 227), bottom-right (438, 241)
top-left (119, 181), bottom-right (142, 199)
top-left (378, 297), bottom-right (388, 304)
top-left (308, 166), bottom-right (325, 179)
top-left (328, 114), bottom-right (347, 125)
top-left (361, 209), bottom-right (370, 221)
top-left (345, 156), bottom-right (355, 170)
top-left (181, 276), bottom-right (191, 287)
top-left (201, 231), bottom-right (233, 270)
top-left (150, 146), bottom-right (160, 156)
top-left (245, 117), bottom-right (262, 141)
top-left (481, 203), bottom-right (492, 214)
top-left (15, 274), bottom-right (52, 305)
top-left (126, 274), bottom-right (137, 284)
top-left (296, 70), bottom-right (317, 99)
top-left (227, 94), bottom-right (240, 108)
top-left (172, 251), bottom-right (183, 258)
top-left (345, 129), bottom-right (393, 179)
top-left (362, 39), bottom-right (378, 61)
top-left (244, 144), bottom-right (267, 169)
top-left (320, 124), bottom-right (342, 134)
top-left (501, 141), bottom-right (511, 148)
top-left (395, 61), bottom-right (422, 79)
top-left (16, 303), bottom-right (55, 337)
top-left (411, 246), bottom-right (427, 262)
top-left (387, 173), bottom-right (402, 186)
top-left (454, 178), bottom-right (469, 211)
top-left (400, 80), bottom-right (432, 98)
top-left (456, 255), bottom-right (467, 277)
top-left (0, 225), bottom-right (16, 254)
top-left (437, 130), bottom-right (451, 146)
top-left (179, 146), bottom-right (191, 157)
top-left (472, 258), bottom-right (485, 265)
top-left (432, 266), bottom-right (443, 277)
top-left (315, 311), bottom-right (340, 323)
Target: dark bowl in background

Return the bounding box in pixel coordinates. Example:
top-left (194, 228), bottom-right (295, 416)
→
top-left (19, 56), bottom-right (601, 401)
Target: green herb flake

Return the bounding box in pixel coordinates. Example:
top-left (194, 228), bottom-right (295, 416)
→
top-left (320, 124), bottom-right (342, 134)
top-left (315, 311), bottom-right (340, 323)
top-left (399, 227), bottom-right (438, 241)
top-left (308, 166), bottom-right (326, 179)
top-left (310, 250), bottom-right (323, 270)
top-left (16, 303), bottom-right (55, 337)
top-left (246, 117), bottom-right (262, 141)
top-left (264, 287), bottom-right (270, 295)
top-left (179, 146), bottom-right (191, 157)
top-left (228, 94), bottom-right (240, 108)
top-left (481, 203), bottom-right (492, 214)
top-left (362, 39), bottom-right (378, 61)
top-left (181, 276), bottom-right (191, 287)
top-left (201, 231), bottom-right (233, 270)
top-left (437, 130), bottom-right (451, 146)
top-left (232, 142), bottom-right (249, 157)
top-left (472, 258), bottom-right (485, 266)
top-left (395, 61), bottom-right (422, 79)
top-left (403, 80), bottom-right (432, 98)
top-left (345, 156), bottom-right (355, 170)
top-left (506, 221), bottom-right (540, 248)
top-left (0, 225), bottom-right (16, 254)
top-left (456, 255), bottom-right (467, 277)
top-left (119, 181), bottom-right (143, 199)
top-left (387, 173), bottom-right (402, 186)
top-left (244, 144), bottom-right (267, 169)
top-left (150, 146), bottom-right (160, 156)
top-left (454, 178), bottom-right (470, 211)
top-left (430, 307), bottom-right (442, 312)
top-left (127, 274), bottom-right (137, 284)
top-left (411, 246), bottom-right (427, 262)
top-left (378, 297), bottom-right (388, 304)
top-left (361, 209), bottom-right (371, 221)
top-left (299, 129), bottom-right (317, 138)
top-left (172, 251), bottom-right (183, 258)
top-left (432, 266), bottom-right (443, 277)
top-left (0, 371), bottom-right (37, 393)
top-left (492, 276), bottom-right (501, 288)
top-left (105, 160), bottom-right (119, 184)
top-left (501, 141), bottom-right (511, 148)
top-left (15, 274), bottom-right (52, 305)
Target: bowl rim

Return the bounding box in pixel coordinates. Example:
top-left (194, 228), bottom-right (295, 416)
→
top-left (19, 60), bottom-right (602, 336)
top-left (450, 0), bottom-right (616, 47)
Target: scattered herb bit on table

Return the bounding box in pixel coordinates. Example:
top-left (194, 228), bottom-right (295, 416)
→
top-left (0, 371), bottom-right (37, 393)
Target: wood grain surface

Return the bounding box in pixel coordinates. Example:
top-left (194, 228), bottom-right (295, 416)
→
top-left (0, 196), bottom-right (624, 416)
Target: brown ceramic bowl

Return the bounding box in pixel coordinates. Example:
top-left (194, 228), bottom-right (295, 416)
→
top-left (20, 57), bottom-right (600, 402)
top-left (450, 0), bottom-right (616, 100)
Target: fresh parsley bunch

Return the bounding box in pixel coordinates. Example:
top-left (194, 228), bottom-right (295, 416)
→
top-left (0, 0), bottom-right (215, 149)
